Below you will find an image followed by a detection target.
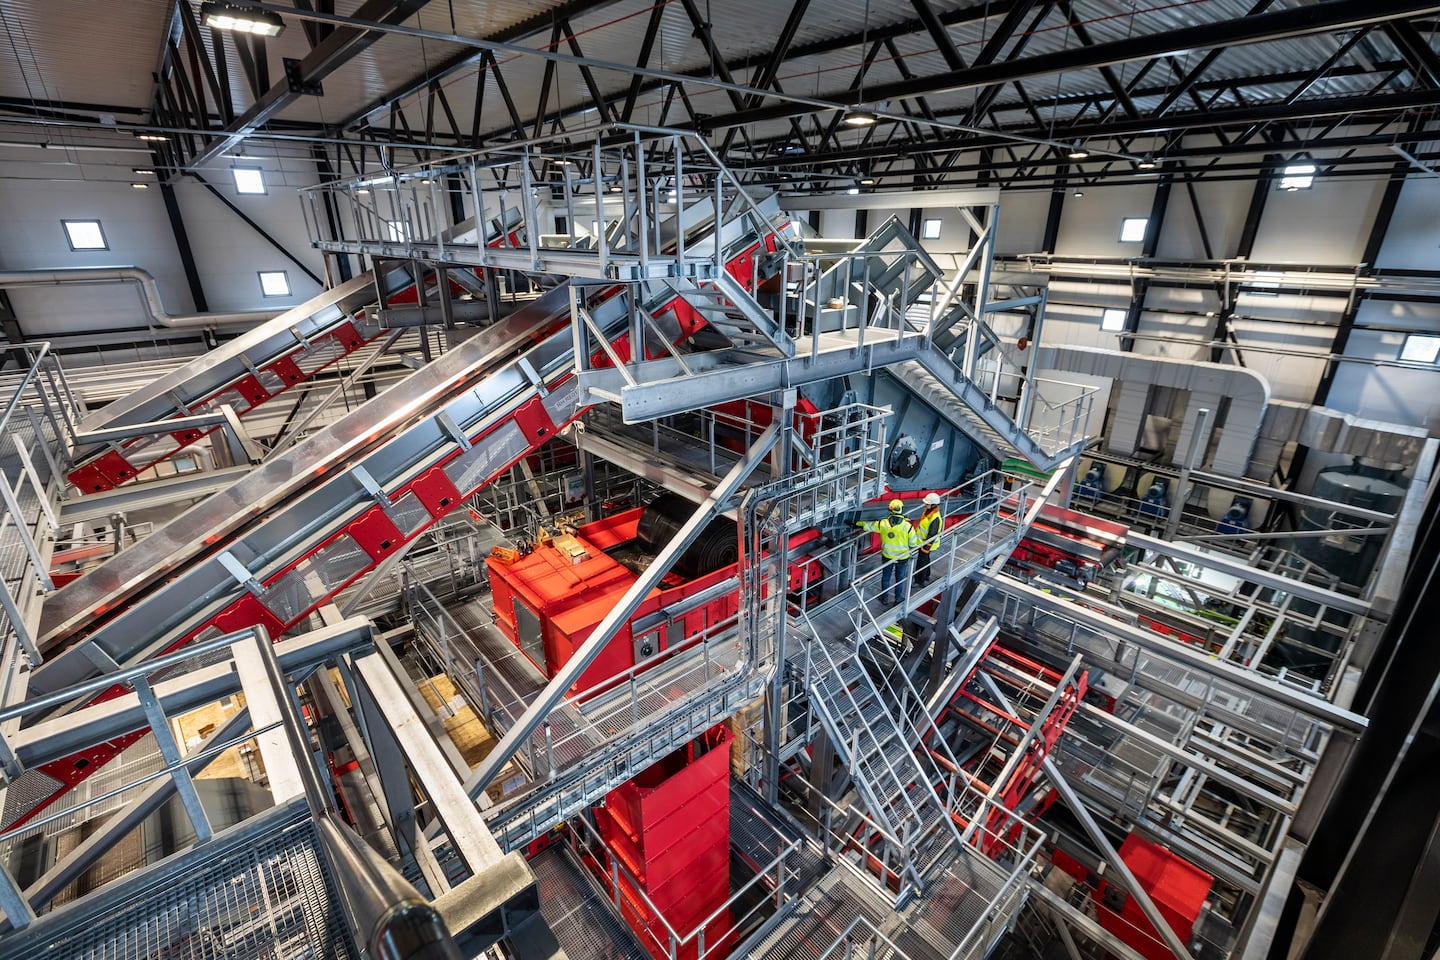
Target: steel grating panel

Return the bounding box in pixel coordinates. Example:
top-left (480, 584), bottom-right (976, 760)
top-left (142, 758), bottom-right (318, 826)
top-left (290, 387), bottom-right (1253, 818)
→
top-left (746, 865), bottom-right (891, 960)
top-left (889, 854), bottom-right (1011, 960)
top-left (2, 808), bottom-right (355, 960)
top-left (529, 844), bottom-right (649, 960)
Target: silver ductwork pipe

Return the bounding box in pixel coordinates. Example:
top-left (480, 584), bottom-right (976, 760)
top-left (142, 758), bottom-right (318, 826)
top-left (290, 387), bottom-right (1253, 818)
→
top-left (1032, 344), bottom-right (1271, 477)
top-left (0, 267), bottom-right (279, 329)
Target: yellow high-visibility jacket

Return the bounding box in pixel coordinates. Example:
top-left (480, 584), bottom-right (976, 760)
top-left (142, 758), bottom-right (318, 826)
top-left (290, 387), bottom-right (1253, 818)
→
top-left (917, 506), bottom-right (943, 552)
top-left (858, 513), bottom-right (920, 561)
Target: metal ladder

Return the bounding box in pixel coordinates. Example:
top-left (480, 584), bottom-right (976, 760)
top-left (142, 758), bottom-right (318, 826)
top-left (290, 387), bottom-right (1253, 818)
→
top-left (801, 621), bottom-right (963, 899)
top-left (664, 271), bottom-right (796, 357)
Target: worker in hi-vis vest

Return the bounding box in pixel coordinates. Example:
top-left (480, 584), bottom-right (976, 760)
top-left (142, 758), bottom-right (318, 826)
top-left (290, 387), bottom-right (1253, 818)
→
top-left (857, 499), bottom-right (921, 606)
top-left (915, 492), bottom-right (943, 586)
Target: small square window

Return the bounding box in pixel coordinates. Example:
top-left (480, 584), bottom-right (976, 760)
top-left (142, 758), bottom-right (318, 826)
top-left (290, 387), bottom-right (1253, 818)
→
top-left (386, 220), bottom-right (410, 243)
top-left (232, 166), bottom-right (266, 195)
top-left (1119, 217), bottom-right (1148, 242)
top-left (258, 271), bottom-right (291, 298)
top-left (62, 219), bottom-right (108, 251)
top-left (1400, 334), bottom-right (1440, 364)
top-left (1100, 308), bottom-right (1128, 332)
top-left (1279, 163), bottom-right (1316, 191)
top-left (921, 218), bottom-right (942, 240)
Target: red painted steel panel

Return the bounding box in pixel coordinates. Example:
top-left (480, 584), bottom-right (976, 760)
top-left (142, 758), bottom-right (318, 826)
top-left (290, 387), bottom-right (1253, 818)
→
top-left (347, 506), bottom-right (406, 561)
top-left (267, 355), bottom-right (306, 387)
top-left (1096, 834), bottom-right (1213, 960)
top-left (69, 460), bottom-right (117, 493)
top-left (409, 465), bottom-right (463, 517)
top-left (231, 373), bottom-right (270, 408)
top-left (594, 728), bottom-right (734, 960)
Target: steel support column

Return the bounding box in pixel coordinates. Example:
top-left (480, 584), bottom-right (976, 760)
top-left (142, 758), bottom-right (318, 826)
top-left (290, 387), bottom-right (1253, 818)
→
top-left (159, 182), bottom-right (209, 313)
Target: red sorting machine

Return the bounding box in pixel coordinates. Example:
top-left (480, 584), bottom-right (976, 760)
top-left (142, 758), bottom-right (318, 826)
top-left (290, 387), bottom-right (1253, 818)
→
top-left (595, 727), bottom-right (735, 960)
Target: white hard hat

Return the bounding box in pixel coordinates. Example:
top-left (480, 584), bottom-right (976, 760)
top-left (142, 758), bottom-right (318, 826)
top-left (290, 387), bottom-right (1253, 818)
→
top-left (923, 492), bottom-right (941, 505)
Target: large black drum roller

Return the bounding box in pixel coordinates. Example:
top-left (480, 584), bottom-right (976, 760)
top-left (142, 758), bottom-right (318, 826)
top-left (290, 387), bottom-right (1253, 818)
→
top-left (636, 493), bottom-right (739, 578)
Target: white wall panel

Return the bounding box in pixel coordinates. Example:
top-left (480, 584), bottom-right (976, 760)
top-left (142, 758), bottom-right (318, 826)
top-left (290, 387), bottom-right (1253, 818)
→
top-left (1250, 173), bottom-right (1387, 265)
top-left (995, 189), bottom-right (1049, 255)
top-left (0, 149), bottom-right (330, 336)
top-left (0, 154), bottom-right (192, 335)
top-left (176, 150), bottom-right (326, 311)
top-left (1327, 328), bottom-right (1440, 434)
top-left (1170, 178), bottom-right (1253, 258)
top-left (1053, 183), bottom-right (1157, 257)
top-left (1375, 175), bottom-right (1440, 270)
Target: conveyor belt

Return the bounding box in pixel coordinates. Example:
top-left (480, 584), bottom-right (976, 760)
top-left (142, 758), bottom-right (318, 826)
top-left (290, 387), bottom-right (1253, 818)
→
top-left (16, 203), bottom-right (789, 829)
top-left (65, 213), bottom-right (520, 494)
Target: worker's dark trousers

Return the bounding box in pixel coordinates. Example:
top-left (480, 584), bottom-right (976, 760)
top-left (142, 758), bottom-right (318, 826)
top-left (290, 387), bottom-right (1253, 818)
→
top-left (881, 557), bottom-right (912, 605)
top-left (915, 547), bottom-right (933, 584)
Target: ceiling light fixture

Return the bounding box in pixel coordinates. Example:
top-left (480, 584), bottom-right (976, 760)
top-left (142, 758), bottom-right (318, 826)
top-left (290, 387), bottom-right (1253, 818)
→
top-left (847, 186), bottom-right (860, 195)
top-left (1073, 188), bottom-right (1084, 198)
top-left (200, 1), bottom-right (286, 37)
top-left (1066, 140), bottom-right (1089, 160)
top-left (844, 109), bottom-right (877, 127)
top-left (1136, 156), bottom-right (1157, 170)
top-left (859, 176), bottom-right (875, 186)
top-left (130, 182), bottom-right (149, 189)
top-left (132, 167), bottom-right (156, 175)
top-left (135, 133), bottom-right (168, 142)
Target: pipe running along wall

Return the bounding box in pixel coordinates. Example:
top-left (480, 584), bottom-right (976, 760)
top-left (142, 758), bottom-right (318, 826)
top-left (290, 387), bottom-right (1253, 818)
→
top-left (0, 267), bottom-right (279, 329)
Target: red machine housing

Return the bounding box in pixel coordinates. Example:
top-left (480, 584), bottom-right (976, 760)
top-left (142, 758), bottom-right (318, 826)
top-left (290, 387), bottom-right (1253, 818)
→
top-left (1053, 833), bottom-right (1213, 960)
top-left (1099, 834), bottom-right (1213, 959)
top-left (593, 727), bottom-right (735, 960)
top-left (486, 508), bottom-right (743, 694)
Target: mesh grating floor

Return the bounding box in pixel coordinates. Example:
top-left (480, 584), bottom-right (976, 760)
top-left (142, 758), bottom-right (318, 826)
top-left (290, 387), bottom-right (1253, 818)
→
top-left (2, 808), bottom-right (354, 960)
top-left (747, 865), bottom-right (892, 960)
top-left (529, 844), bottom-right (649, 960)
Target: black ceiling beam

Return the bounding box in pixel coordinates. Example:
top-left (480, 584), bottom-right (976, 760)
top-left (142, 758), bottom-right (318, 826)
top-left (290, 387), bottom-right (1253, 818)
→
top-left (732, 88), bottom-right (1440, 169)
top-left (1054, 0), bottom-right (1139, 119)
top-left (908, 0), bottom-right (969, 71)
top-left (691, 0), bottom-right (1440, 131)
top-left (1384, 20), bottom-right (1440, 87)
top-left (185, 0), bottom-right (435, 171)
top-left (331, 0), bottom-right (626, 132)
top-left (467, 0), bottom-right (1029, 147)
top-left (744, 142), bottom-right (1430, 189)
top-left (621, 2), bottom-right (668, 123)
top-left (965, 2), bottom-right (1053, 124)
top-left (720, 0), bottom-right (811, 152)
top-left (1149, 0), bottom-right (1278, 119)
top-left (1234, 28), bottom-right (1374, 144)
top-left (995, 59), bottom-right (1406, 116)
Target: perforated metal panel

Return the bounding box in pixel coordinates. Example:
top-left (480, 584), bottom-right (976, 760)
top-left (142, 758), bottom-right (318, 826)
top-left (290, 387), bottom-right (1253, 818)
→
top-left (1, 809), bottom-right (355, 960)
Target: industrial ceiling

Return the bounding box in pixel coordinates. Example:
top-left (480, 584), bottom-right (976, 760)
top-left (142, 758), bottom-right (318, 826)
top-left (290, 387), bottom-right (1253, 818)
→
top-left (0, 0), bottom-right (1438, 190)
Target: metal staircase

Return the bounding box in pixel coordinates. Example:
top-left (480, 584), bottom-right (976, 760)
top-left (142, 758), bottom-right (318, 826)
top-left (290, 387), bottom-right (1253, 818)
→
top-left (801, 629), bottom-right (963, 898)
top-left (909, 345), bottom-right (1087, 473)
top-left (665, 271), bottom-right (795, 357)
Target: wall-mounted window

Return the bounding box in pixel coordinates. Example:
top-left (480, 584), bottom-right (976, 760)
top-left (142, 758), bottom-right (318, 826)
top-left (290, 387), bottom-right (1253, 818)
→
top-left (1279, 163), bottom-right (1316, 191)
top-left (1100, 308), bottom-right (1128, 332)
top-left (62, 219), bottom-right (108, 251)
top-left (258, 271), bottom-right (291, 298)
top-left (1400, 333), bottom-right (1440, 364)
top-left (1119, 217), bottom-right (1148, 242)
top-left (232, 166), bottom-right (266, 195)
top-left (921, 218), bottom-right (942, 240)
top-left (385, 221), bottom-right (410, 243)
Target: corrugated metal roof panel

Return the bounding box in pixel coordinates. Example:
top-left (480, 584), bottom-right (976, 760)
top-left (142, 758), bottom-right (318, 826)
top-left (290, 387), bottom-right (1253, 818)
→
top-left (0, 0), bottom-right (174, 112)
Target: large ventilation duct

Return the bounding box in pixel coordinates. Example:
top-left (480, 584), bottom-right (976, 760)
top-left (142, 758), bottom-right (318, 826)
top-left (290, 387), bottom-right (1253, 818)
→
top-left (0, 267), bottom-right (279, 329)
top-left (1031, 344), bottom-right (1270, 477)
top-left (1252, 400), bottom-right (1428, 478)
